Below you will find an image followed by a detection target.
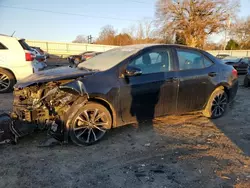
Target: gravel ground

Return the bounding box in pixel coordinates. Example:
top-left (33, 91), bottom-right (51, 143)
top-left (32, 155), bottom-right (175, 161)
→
top-left (0, 76), bottom-right (250, 188)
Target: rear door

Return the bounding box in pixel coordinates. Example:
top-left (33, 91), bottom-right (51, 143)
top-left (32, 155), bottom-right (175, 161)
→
top-left (174, 48), bottom-right (218, 113)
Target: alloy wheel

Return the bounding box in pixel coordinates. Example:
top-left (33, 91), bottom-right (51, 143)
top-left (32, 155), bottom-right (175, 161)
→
top-left (211, 93), bottom-right (227, 117)
top-left (72, 108), bottom-right (109, 144)
top-left (0, 73), bottom-right (10, 92)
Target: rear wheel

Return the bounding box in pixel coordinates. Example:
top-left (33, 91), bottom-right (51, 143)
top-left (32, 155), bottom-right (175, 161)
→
top-left (69, 102), bottom-right (112, 145)
top-left (203, 87), bottom-right (228, 119)
top-left (0, 69), bottom-right (15, 93)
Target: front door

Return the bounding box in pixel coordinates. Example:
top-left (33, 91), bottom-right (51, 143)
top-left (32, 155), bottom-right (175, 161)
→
top-left (119, 47), bottom-right (178, 124)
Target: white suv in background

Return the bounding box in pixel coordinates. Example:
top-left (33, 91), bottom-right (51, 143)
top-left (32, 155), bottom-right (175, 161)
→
top-left (0, 34), bottom-right (46, 93)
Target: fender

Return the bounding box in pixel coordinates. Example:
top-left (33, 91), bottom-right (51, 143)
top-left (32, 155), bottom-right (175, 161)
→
top-left (62, 96), bottom-right (88, 143)
top-left (0, 66), bottom-right (16, 81)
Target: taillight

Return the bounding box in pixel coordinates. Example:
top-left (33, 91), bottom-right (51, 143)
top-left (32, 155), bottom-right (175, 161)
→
top-left (232, 68), bottom-right (238, 78)
top-left (25, 52), bottom-right (35, 61)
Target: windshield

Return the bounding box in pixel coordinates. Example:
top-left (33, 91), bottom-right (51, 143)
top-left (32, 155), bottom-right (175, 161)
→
top-left (78, 46), bottom-right (140, 71)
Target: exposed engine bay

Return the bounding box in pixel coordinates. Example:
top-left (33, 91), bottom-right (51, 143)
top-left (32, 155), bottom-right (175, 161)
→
top-left (0, 79), bottom-right (87, 145)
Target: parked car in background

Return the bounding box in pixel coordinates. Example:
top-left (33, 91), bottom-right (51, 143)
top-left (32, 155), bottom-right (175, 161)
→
top-left (240, 57), bottom-right (250, 65)
top-left (30, 46), bottom-right (48, 68)
top-left (12, 44), bottom-right (238, 145)
top-left (0, 34), bottom-right (46, 93)
top-left (216, 54), bottom-right (230, 59)
top-left (30, 46), bottom-right (50, 59)
top-left (243, 59), bottom-right (250, 87)
top-left (68, 51), bottom-right (102, 67)
top-left (222, 57), bottom-right (249, 74)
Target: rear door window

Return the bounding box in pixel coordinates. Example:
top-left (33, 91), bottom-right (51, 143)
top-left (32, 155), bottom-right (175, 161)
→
top-left (18, 39), bottom-right (31, 50)
top-left (177, 49), bottom-right (214, 70)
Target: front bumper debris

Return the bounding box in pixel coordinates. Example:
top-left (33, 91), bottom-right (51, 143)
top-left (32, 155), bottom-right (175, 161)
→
top-left (0, 113), bottom-right (37, 144)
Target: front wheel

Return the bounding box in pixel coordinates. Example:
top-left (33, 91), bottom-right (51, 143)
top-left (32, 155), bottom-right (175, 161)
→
top-left (69, 102), bottom-right (112, 146)
top-left (203, 87), bottom-right (228, 119)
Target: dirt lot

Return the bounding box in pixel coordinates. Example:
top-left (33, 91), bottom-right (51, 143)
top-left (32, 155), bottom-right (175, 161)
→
top-left (0, 76), bottom-right (250, 188)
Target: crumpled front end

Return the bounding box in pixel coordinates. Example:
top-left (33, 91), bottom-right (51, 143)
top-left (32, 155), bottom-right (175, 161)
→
top-left (11, 80), bottom-right (84, 142)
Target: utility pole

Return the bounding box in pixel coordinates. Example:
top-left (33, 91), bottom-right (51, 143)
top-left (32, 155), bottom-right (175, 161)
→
top-left (87, 35), bottom-right (93, 44)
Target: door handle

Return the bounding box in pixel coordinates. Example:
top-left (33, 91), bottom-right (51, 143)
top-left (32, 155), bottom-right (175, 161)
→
top-left (166, 77), bottom-right (178, 83)
top-left (208, 72), bottom-right (217, 77)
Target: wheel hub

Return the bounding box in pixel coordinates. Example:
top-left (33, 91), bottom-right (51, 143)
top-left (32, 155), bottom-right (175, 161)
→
top-left (211, 93), bottom-right (227, 117)
top-left (0, 73), bottom-right (10, 91)
top-left (73, 108), bottom-right (108, 144)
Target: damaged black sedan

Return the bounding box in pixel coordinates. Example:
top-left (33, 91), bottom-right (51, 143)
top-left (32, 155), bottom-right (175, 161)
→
top-left (9, 44), bottom-right (238, 145)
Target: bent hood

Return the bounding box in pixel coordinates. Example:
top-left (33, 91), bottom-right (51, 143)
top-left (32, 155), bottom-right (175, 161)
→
top-left (15, 66), bottom-right (93, 88)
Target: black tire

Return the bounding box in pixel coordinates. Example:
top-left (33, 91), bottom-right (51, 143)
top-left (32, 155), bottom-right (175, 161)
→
top-left (69, 102), bottom-right (112, 146)
top-left (203, 87), bottom-right (228, 119)
top-left (0, 68), bottom-right (15, 93)
top-left (244, 76), bottom-right (250, 87)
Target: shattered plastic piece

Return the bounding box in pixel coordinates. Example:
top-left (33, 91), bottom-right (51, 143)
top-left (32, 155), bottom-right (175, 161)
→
top-left (221, 176), bottom-right (231, 180)
top-left (59, 80), bottom-right (89, 98)
top-left (0, 113), bottom-right (38, 145)
top-left (144, 143), bottom-right (150, 147)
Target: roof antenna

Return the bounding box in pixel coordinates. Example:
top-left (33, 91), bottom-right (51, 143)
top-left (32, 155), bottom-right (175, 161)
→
top-left (11, 31), bottom-right (16, 37)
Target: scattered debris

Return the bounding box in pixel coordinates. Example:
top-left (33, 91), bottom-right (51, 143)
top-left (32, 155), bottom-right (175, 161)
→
top-left (151, 169), bottom-right (165, 174)
top-left (221, 176), bottom-right (231, 180)
top-left (144, 143), bottom-right (151, 147)
top-left (135, 171), bottom-right (147, 178)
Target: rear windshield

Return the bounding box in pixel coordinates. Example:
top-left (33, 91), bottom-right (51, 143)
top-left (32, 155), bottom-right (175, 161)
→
top-left (18, 39), bottom-right (31, 50)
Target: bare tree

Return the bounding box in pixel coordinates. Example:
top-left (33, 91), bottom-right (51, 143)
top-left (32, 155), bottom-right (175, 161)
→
top-left (72, 35), bottom-right (88, 43)
top-left (156, 0), bottom-right (239, 48)
top-left (230, 17), bottom-right (250, 49)
top-left (95, 25), bottom-right (116, 45)
top-left (126, 19), bottom-right (158, 44)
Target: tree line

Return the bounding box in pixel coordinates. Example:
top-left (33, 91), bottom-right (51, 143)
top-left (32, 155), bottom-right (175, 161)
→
top-left (72, 0), bottom-right (250, 50)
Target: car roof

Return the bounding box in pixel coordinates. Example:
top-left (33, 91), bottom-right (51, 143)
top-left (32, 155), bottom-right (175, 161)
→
top-left (116, 43), bottom-right (200, 52)
top-left (0, 34), bottom-right (20, 40)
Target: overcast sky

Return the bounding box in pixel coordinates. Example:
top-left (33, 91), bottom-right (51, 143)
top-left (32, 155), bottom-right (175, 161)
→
top-left (0, 0), bottom-right (249, 43)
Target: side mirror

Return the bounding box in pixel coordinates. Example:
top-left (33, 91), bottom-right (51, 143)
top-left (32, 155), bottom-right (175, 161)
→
top-left (125, 66), bottom-right (142, 77)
